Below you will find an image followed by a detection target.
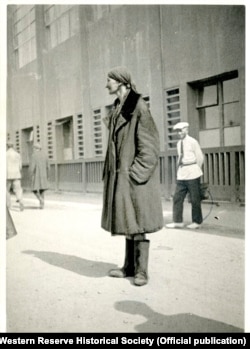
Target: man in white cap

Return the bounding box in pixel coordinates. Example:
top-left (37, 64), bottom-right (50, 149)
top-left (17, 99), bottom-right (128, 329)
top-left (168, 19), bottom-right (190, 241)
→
top-left (166, 121), bottom-right (204, 229)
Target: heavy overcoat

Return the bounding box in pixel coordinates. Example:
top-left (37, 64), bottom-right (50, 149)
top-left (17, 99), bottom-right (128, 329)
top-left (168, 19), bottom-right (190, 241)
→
top-left (101, 89), bottom-right (163, 236)
top-left (29, 151), bottom-right (50, 191)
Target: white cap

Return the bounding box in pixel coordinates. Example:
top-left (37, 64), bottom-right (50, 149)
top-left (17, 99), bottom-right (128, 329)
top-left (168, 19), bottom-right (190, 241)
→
top-left (173, 122), bottom-right (189, 130)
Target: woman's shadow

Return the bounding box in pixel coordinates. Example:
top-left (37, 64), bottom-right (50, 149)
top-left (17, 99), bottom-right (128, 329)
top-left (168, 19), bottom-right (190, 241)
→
top-left (23, 250), bottom-right (116, 277)
top-left (114, 300), bottom-right (244, 333)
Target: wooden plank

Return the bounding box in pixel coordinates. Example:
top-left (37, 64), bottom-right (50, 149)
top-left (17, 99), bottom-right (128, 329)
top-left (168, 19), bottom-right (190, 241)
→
top-left (208, 153), bottom-right (213, 185)
top-left (224, 152), bottom-right (229, 186)
top-left (219, 153), bottom-right (224, 185)
top-left (213, 153), bottom-right (219, 185)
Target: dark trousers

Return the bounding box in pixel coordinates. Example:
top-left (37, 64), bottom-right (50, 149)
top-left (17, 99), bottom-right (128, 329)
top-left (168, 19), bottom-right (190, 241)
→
top-left (173, 178), bottom-right (203, 224)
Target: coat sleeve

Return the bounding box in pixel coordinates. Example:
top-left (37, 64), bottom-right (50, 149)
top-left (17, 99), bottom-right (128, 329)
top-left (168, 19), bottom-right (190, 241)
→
top-left (129, 102), bottom-right (160, 184)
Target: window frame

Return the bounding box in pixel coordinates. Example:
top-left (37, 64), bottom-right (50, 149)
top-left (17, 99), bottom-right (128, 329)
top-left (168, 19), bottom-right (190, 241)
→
top-left (44, 5), bottom-right (79, 50)
top-left (189, 70), bottom-right (240, 148)
top-left (13, 5), bottom-right (37, 68)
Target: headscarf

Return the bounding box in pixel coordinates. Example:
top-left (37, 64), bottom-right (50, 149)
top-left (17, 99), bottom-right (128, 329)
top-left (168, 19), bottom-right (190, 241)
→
top-left (33, 142), bottom-right (42, 150)
top-left (107, 66), bottom-right (137, 92)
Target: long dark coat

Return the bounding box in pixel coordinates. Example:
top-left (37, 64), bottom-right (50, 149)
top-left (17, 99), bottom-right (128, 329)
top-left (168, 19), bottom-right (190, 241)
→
top-left (101, 89), bottom-right (163, 236)
top-left (29, 150), bottom-right (49, 191)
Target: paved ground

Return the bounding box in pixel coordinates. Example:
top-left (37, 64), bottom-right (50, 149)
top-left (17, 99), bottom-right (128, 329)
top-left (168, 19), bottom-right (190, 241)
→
top-left (4, 191), bottom-right (247, 333)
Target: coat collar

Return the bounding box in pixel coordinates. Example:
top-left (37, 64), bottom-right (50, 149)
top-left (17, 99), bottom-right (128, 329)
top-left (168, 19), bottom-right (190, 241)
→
top-left (114, 89), bottom-right (141, 121)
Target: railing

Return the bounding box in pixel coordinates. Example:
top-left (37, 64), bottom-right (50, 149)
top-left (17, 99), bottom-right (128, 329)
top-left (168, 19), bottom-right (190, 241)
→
top-left (22, 161), bottom-right (86, 192)
top-left (21, 146), bottom-right (245, 202)
top-left (202, 146), bottom-right (245, 201)
top-left (85, 158), bottom-right (104, 192)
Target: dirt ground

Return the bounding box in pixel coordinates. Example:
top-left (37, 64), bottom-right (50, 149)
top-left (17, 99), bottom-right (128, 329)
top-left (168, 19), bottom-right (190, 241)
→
top-left (4, 192), bottom-right (246, 333)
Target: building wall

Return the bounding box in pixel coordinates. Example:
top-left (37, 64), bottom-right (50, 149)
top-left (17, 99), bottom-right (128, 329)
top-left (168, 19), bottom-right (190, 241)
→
top-left (159, 5), bottom-right (245, 143)
top-left (7, 4), bottom-right (245, 199)
top-left (7, 4), bottom-right (245, 151)
top-left (84, 5), bottom-right (165, 147)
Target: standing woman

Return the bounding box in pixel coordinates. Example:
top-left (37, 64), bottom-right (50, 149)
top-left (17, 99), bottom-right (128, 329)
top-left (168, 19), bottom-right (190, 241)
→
top-left (101, 66), bottom-right (163, 286)
top-left (29, 143), bottom-right (50, 209)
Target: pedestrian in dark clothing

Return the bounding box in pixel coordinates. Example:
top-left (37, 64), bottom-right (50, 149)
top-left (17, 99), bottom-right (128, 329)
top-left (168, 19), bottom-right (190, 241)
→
top-left (29, 143), bottom-right (50, 209)
top-left (101, 66), bottom-right (163, 286)
top-left (166, 122), bottom-right (204, 229)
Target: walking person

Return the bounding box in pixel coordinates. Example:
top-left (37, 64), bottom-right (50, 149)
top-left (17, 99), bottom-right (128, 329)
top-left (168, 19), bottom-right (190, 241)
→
top-left (29, 142), bottom-right (50, 209)
top-left (6, 206), bottom-right (18, 239)
top-left (101, 66), bottom-right (163, 286)
top-left (6, 140), bottom-right (24, 211)
top-left (166, 122), bottom-right (204, 229)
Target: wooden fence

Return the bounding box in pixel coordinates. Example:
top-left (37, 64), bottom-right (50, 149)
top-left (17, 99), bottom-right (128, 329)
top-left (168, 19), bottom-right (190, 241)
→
top-left (21, 146), bottom-right (245, 202)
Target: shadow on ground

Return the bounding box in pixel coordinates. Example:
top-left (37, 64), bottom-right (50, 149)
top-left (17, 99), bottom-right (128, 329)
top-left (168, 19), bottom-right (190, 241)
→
top-left (162, 220), bottom-right (244, 240)
top-left (114, 300), bottom-right (244, 333)
top-left (198, 223), bottom-right (244, 239)
top-left (23, 250), bottom-right (116, 277)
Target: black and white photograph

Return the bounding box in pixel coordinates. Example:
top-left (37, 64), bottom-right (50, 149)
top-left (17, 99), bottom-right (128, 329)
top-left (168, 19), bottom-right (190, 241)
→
top-left (0, 0), bottom-right (248, 335)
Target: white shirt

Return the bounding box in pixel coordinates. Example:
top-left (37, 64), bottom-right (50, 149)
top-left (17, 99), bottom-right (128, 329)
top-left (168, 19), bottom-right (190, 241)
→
top-left (6, 148), bottom-right (22, 180)
top-left (177, 134), bottom-right (204, 180)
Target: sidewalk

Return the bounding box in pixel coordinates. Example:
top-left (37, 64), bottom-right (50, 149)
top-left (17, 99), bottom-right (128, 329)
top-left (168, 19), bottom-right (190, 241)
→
top-left (5, 191), bottom-right (246, 332)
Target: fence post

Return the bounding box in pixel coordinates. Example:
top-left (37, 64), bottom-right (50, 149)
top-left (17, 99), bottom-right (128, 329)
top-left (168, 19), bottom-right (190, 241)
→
top-left (55, 163), bottom-right (59, 192)
top-left (230, 151), bottom-right (237, 202)
top-left (82, 160), bottom-right (86, 193)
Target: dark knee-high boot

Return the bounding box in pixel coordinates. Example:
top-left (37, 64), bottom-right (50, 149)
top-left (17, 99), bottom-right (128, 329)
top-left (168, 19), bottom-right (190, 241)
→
top-left (134, 240), bottom-right (150, 286)
top-left (109, 238), bottom-right (134, 278)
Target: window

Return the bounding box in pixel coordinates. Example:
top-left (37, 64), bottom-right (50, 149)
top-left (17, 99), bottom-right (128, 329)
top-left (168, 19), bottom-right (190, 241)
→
top-left (45, 5), bottom-right (79, 49)
top-left (194, 71), bottom-right (240, 148)
top-left (35, 125), bottom-right (40, 144)
top-left (47, 122), bottom-right (54, 160)
top-left (165, 87), bottom-right (181, 149)
top-left (197, 84), bottom-right (218, 108)
top-left (76, 114), bottom-right (84, 159)
top-left (21, 127), bottom-right (34, 163)
top-left (15, 131), bottom-right (20, 153)
top-left (55, 116), bottom-right (74, 161)
top-left (223, 78), bottom-right (240, 127)
top-left (93, 109), bottom-right (103, 156)
top-left (13, 5), bottom-right (37, 68)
